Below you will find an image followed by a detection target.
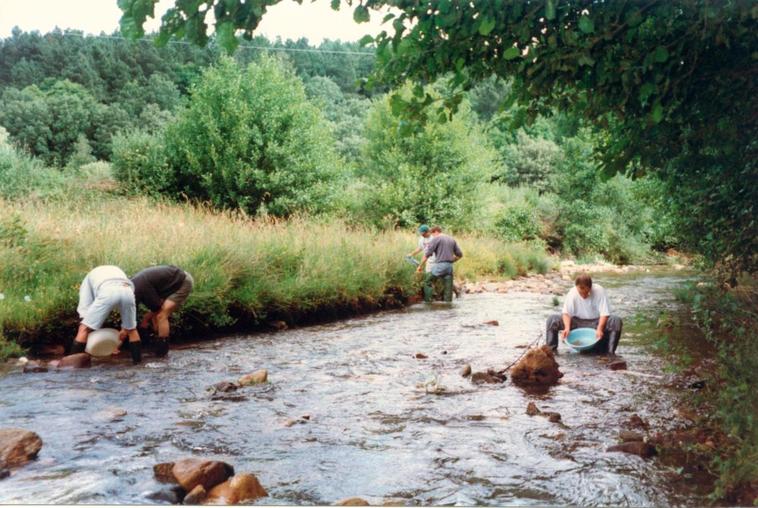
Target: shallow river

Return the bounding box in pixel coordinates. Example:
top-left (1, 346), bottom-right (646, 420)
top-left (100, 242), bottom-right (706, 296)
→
top-left (0, 272), bottom-right (706, 505)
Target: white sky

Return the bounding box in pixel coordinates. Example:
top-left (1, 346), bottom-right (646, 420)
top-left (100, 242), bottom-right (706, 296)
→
top-left (0, 0), bottom-right (389, 44)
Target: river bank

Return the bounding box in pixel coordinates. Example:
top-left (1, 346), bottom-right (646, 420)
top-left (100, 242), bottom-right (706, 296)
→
top-left (0, 195), bottom-right (551, 361)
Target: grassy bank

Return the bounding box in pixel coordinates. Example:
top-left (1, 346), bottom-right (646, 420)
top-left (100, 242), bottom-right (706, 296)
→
top-left (654, 278), bottom-right (758, 503)
top-left (0, 194), bottom-right (552, 360)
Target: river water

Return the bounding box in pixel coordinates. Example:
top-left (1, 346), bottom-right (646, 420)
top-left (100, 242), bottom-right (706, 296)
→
top-left (0, 272), bottom-right (707, 505)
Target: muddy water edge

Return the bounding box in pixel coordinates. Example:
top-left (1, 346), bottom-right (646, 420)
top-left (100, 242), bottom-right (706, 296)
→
top-left (0, 270), bottom-right (714, 505)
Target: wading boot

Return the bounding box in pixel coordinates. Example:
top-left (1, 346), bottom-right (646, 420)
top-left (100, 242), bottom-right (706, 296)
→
top-left (606, 331), bottom-right (621, 355)
top-left (128, 341), bottom-right (142, 364)
top-left (443, 275), bottom-right (454, 302)
top-left (154, 339), bottom-right (169, 358)
top-left (423, 273), bottom-right (435, 303)
top-left (70, 341), bottom-right (86, 355)
top-left (545, 330), bottom-right (559, 352)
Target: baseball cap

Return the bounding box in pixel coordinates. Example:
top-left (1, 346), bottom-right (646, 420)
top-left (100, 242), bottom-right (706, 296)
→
top-left (418, 224), bottom-right (430, 233)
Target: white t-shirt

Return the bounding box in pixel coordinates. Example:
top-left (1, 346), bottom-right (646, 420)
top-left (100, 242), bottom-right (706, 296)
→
top-left (562, 284), bottom-right (611, 319)
top-left (418, 236), bottom-right (436, 273)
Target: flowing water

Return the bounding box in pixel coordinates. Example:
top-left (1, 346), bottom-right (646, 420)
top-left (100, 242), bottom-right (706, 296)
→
top-left (0, 272), bottom-right (707, 505)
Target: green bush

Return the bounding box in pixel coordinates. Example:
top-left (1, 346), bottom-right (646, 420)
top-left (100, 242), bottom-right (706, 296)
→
top-left (163, 55), bottom-right (340, 217)
top-left (111, 129), bottom-right (171, 195)
top-left (494, 200), bottom-right (541, 241)
top-left (357, 83), bottom-right (494, 229)
top-left (0, 131), bottom-right (69, 199)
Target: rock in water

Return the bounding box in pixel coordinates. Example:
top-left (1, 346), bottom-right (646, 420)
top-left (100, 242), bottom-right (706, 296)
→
top-left (171, 457), bottom-right (234, 491)
top-left (619, 430), bottom-right (644, 443)
top-left (238, 370), bottom-right (268, 386)
top-left (0, 428), bottom-right (43, 468)
top-left (607, 441), bottom-right (656, 458)
top-left (460, 364), bottom-right (472, 377)
top-left (205, 473), bottom-right (267, 504)
top-left (526, 402), bottom-right (541, 416)
top-left (57, 353), bottom-right (91, 369)
top-left (183, 484), bottom-right (207, 504)
top-left (22, 361), bottom-right (48, 373)
top-left (153, 462), bottom-right (176, 483)
top-left (510, 346), bottom-right (563, 387)
top-left (209, 381), bottom-right (239, 393)
top-left (335, 497), bottom-right (370, 506)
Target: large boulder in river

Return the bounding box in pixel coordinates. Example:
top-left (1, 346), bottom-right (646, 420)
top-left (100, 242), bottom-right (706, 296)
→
top-left (0, 428), bottom-right (43, 468)
top-left (510, 346), bottom-right (563, 387)
top-left (205, 473), bottom-right (267, 504)
top-left (171, 457), bottom-right (234, 491)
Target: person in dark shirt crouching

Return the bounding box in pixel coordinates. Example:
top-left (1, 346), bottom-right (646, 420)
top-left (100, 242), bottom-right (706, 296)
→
top-left (130, 265), bottom-right (194, 357)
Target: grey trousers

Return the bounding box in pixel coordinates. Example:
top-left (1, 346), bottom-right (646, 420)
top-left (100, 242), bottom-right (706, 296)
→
top-left (546, 314), bottom-right (623, 352)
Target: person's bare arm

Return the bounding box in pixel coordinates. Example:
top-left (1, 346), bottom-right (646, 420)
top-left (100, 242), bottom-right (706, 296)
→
top-left (596, 315), bottom-right (609, 339)
top-left (561, 313), bottom-right (571, 339)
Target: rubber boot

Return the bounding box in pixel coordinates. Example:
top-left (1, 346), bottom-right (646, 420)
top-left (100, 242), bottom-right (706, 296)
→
top-left (545, 330), bottom-right (559, 351)
top-left (70, 341), bottom-right (86, 355)
top-left (154, 339), bottom-right (169, 358)
top-left (443, 275), bottom-right (453, 302)
top-left (606, 331), bottom-right (621, 355)
top-left (423, 273), bottom-right (435, 303)
top-left (128, 341), bottom-right (142, 364)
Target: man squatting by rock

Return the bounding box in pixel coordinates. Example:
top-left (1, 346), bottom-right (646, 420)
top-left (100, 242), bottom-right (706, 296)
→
top-left (129, 264), bottom-right (194, 357)
top-left (546, 273), bottom-right (623, 354)
top-left (72, 265), bottom-right (142, 364)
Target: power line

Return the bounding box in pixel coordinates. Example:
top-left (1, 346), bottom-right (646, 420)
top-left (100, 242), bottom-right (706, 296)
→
top-left (53, 31), bottom-right (376, 58)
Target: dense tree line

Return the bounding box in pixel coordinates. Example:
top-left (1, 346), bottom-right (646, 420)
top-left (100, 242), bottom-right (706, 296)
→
top-left (0, 28), bottom-right (376, 164)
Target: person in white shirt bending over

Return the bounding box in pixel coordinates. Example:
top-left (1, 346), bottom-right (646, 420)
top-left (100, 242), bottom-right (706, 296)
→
top-left (546, 273), bottom-right (623, 355)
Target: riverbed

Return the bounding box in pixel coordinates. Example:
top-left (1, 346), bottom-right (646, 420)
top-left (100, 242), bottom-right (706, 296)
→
top-left (0, 272), bottom-right (706, 505)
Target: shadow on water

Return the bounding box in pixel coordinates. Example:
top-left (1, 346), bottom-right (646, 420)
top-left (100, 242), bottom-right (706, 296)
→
top-left (0, 271), bottom-right (709, 505)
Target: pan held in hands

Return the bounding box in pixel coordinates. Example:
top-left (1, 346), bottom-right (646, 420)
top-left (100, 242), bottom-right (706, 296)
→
top-left (85, 328), bottom-right (121, 357)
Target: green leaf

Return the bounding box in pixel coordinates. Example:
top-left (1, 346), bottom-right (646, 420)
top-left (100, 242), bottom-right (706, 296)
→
top-left (578, 16), bottom-right (594, 34)
top-left (478, 16), bottom-right (496, 36)
top-left (358, 34), bottom-right (374, 46)
top-left (545, 0), bottom-right (556, 20)
top-left (652, 102), bottom-right (664, 123)
top-left (216, 21), bottom-right (237, 51)
top-left (331, 0), bottom-right (340, 9)
top-left (503, 46), bottom-right (520, 60)
top-left (353, 5), bottom-right (370, 23)
top-left (654, 46), bottom-right (669, 63)
top-left (639, 82), bottom-right (656, 105)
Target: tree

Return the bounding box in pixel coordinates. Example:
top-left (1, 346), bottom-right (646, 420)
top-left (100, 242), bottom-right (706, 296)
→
top-left (119, 0), bottom-right (757, 274)
top-left (163, 55), bottom-right (341, 216)
top-left (357, 83), bottom-right (494, 229)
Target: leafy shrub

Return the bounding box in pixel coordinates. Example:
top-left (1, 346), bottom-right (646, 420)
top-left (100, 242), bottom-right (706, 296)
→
top-left (357, 83), bottom-right (494, 229)
top-left (494, 201), bottom-right (541, 241)
top-left (163, 55), bottom-right (340, 217)
top-left (0, 131), bottom-right (69, 199)
top-left (111, 129), bottom-right (171, 195)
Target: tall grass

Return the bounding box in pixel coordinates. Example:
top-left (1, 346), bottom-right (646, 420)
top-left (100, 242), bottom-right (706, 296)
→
top-left (0, 194), bottom-right (550, 358)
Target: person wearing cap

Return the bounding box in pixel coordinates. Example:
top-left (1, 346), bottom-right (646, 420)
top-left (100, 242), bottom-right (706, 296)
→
top-left (545, 273), bottom-right (623, 355)
top-left (408, 224), bottom-right (436, 274)
top-left (129, 264), bottom-right (194, 357)
top-left (416, 226), bottom-right (463, 303)
top-left (71, 265), bottom-right (142, 364)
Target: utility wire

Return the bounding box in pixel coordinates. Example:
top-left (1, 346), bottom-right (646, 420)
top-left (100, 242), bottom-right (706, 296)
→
top-left (53, 31), bottom-right (376, 57)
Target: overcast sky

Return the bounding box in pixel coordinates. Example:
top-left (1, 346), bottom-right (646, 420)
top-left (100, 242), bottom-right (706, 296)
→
top-left (0, 0), bottom-right (388, 44)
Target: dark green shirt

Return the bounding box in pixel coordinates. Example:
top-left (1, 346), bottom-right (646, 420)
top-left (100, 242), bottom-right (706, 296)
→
top-left (131, 265), bottom-right (186, 312)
